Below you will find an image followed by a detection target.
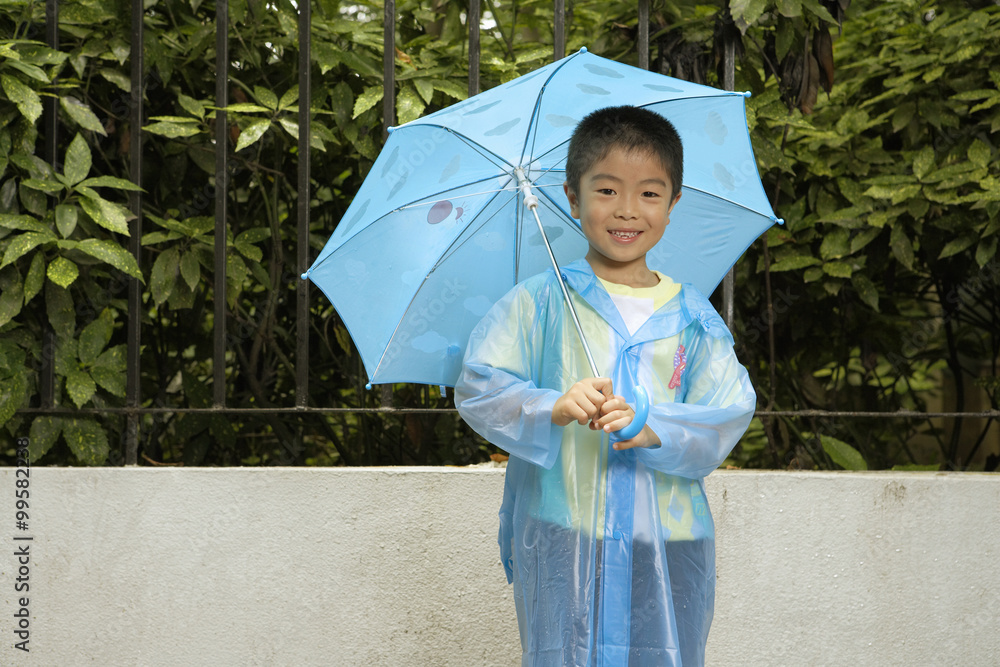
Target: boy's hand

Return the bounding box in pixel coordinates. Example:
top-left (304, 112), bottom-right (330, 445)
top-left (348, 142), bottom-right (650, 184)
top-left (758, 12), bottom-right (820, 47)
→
top-left (595, 395), bottom-right (661, 450)
top-left (551, 378), bottom-right (614, 428)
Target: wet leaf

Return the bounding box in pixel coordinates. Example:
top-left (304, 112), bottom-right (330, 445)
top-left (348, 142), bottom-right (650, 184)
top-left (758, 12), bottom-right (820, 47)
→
top-left (23, 178), bottom-right (65, 193)
top-left (28, 416), bottom-right (64, 461)
top-left (730, 0), bottom-right (768, 32)
top-left (0, 341), bottom-right (26, 410)
top-left (851, 274), bottom-right (879, 311)
top-left (180, 251), bottom-right (200, 290)
top-left (890, 224), bottom-right (915, 270)
top-left (178, 94), bottom-right (207, 119)
top-left (975, 236), bottom-right (997, 268)
top-left (278, 85), bottom-right (298, 110)
top-left (771, 253), bottom-right (821, 272)
top-left (66, 367), bottom-right (96, 408)
top-left (151, 246), bottom-right (180, 305)
top-left (353, 86), bottom-right (382, 119)
top-left (912, 146), bottom-right (935, 180)
top-left (968, 140), bottom-right (991, 169)
top-left (816, 433), bottom-right (868, 470)
top-left (90, 365), bottom-right (125, 397)
top-left (396, 85), bottom-right (426, 125)
top-left (45, 282), bottom-right (74, 334)
top-left (253, 85), bottom-right (278, 110)
top-left (76, 239), bottom-right (143, 280)
top-left (0, 267), bottom-right (24, 328)
top-left (78, 176), bottom-right (144, 191)
top-left (23, 252), bottom-right (44, 304)
top-left (98, 68), bottom-right (130, 92)
top-left (938, 234), bottom-right (977, 259)
top-left (819, 227), bottom-right (850, 260)
top-left (235, 119), bottom-right (271, 152)
top-left (78, 190), bottom-right (130, 235)
top-left (143, 121), bottom-right (201, 138)
top-left (62, 417), bottom-right (109, 465)
top-left (55, 204), bottom-right (78, 238)
top-left (78, 309), bottom-right (114, 365)
top-left (414, 78), bottom-right (434, 105)
top-left (60, 96), bottom-right (107, 135)
top-left (46, 256), bottom-right (79, 288)
top-left (0, 214), bottom-right (47, 234)
top-left (1, 74), bottom-right (42, 123)
top-left (64, 133), bottom-right (92, 185)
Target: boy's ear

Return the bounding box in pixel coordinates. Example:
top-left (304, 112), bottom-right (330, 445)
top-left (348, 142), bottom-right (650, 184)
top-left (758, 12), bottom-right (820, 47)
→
top-left (667, 190), bottom-right (682, 215)
top-left (563, 182), bottom-right (580, 218)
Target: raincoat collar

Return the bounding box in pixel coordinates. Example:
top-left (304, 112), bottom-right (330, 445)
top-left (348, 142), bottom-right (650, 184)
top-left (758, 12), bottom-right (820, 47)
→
top-left (558, 259), bottom-right (733, 345)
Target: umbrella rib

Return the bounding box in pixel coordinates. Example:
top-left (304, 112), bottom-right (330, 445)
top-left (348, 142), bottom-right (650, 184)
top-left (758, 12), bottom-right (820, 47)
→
top-left (400, 123), bottom-right (515, 172)
top-left (680, 184), bottom-right (780, 221)
top-left (519, 52), bottom-right (582, 166)
top-left (392, 179), bottom-right (517, 214)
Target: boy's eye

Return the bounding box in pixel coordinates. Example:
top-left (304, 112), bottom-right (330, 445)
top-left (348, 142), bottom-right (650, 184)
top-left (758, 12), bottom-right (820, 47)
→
top-left (597, 188), bottom-right (616, 195)
top-left (642, 190), bottom-right (661, 198)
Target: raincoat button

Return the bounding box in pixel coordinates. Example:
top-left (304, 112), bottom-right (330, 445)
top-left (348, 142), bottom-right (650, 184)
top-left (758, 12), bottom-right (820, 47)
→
top-left (612, 530), bottom-right (623, 540)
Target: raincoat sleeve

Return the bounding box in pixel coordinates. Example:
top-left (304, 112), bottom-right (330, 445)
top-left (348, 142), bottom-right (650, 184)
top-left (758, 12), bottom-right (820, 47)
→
top-left (455, 282), bottom-right (564, 469)
top-left (635, 294), bottom-right (756, 478)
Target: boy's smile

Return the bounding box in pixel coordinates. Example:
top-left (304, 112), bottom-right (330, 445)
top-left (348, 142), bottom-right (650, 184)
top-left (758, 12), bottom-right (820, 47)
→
top-left (564, 147), bottom-right (681, 288)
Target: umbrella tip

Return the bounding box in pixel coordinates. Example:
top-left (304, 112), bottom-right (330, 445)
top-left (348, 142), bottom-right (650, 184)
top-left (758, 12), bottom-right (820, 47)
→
top-left (366, 382), bottom-right (373, 390)
top-left (387, 126), bottom-right (396, 134)
top-left (300, 272), bottom-right (309, 280)
top-left (579, 46), bottom-right (588, 54)
top-left (775, 217), bottom-right (785, 225)
top-left (742, 91), bottom-right (752, 98)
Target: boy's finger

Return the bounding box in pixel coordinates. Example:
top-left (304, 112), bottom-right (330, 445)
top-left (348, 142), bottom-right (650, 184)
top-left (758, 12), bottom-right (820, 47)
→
top-left (612, 437), bottom-right (643, 450)
top-left (578, 385), bottom-right (609, 411)
top-left (599, 396), bottom-right (627, 416)
top-left (589, 377), bottom-right (614, 397)
top-left (599, 412), bottom-right (630, 432)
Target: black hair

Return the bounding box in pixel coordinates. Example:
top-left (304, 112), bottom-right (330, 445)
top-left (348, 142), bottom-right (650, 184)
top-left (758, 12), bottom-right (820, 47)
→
top-left (565, 105), bottom-right (683, 200)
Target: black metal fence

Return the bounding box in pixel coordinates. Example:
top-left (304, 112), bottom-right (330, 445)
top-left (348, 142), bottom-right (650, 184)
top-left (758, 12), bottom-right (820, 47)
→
top-left (19, 0), bottom-right (999, 466)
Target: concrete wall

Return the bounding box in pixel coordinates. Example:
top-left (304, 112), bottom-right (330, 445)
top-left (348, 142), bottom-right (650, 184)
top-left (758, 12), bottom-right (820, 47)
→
top-left (1, 467), bottom-right (997, 666)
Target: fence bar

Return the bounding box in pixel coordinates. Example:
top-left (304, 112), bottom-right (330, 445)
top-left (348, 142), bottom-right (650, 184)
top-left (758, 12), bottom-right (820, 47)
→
top-left (295, 0), bottom-right (311, 408)
top-left (125, 0), bottom-right (144, 465)
top-left (721, 30), bottom-right (736, 329)
top-left (40, 0), bottom-right (58, 409)
top-left (213, 0), bottom-right (229, 408)
top-left (553, 0), bottom-right (565, 60)
top-left (468, 0), bottom-right (480, 96)
top-left (637, 0), bottom-right (648, 69)
top-left (14, 406), bottom-right (1000, 419)
top-left (383, 0), bottom-right (395, 136)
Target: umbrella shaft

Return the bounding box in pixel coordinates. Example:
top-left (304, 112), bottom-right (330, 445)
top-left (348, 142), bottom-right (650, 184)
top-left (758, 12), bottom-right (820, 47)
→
top-left (529, 206), bottom-right (601, 378)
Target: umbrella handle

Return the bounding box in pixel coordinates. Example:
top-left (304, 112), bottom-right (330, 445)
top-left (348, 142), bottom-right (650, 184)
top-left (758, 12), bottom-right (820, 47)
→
top-left (613, 385), bottom-right (649, 441)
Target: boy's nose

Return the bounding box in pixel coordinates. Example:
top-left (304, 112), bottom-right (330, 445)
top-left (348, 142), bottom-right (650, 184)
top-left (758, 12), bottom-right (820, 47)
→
top-left (615, 201), bottom-right (638, 219)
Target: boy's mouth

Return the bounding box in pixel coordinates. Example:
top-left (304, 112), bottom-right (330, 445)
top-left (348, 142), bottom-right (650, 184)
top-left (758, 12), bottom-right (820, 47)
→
top-left (609, 230), bottom-right (640, 240)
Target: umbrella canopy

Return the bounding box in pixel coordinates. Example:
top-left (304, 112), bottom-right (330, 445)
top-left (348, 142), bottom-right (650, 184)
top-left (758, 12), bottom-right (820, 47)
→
top-left (302, 48), bottom-right (781, 388)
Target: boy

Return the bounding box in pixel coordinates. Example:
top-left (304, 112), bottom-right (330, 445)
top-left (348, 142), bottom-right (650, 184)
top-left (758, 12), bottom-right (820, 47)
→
top-left (455, 106), bottom-right (756, 666)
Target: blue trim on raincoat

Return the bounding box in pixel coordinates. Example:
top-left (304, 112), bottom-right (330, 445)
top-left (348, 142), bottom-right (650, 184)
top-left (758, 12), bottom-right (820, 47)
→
top-left (456, 259), bottom-right (756, 666)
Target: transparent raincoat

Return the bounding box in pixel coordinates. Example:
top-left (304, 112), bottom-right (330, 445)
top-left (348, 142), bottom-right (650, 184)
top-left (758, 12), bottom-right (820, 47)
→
top-left (455, 259), bottom-right (756, 666)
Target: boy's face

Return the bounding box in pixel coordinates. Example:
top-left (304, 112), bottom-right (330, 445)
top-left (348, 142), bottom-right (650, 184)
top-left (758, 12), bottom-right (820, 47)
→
top-left (564, 146), bottom-right (681, 284)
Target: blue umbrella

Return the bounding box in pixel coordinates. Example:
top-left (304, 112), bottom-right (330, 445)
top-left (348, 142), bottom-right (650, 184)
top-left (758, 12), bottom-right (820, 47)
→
top-left (302, 48), bottom-right (781, 407)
